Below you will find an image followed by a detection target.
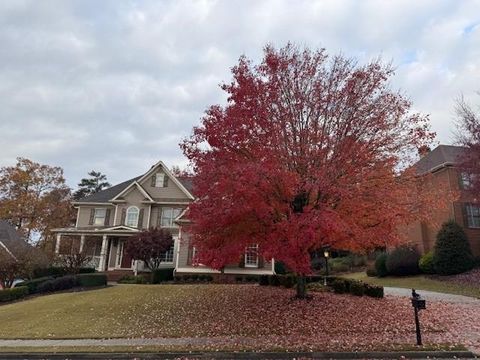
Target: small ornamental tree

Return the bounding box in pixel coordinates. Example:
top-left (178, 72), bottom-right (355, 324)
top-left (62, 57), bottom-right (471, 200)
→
top-left (433, 220), bottom-right (474, 275)
top-left (182, 44), bottom-right (448, 298)
top-left (0, 243), bottom-right (48, 288)
top-left (124, 228), bottom-right (173, 270)
top-left (56, 252), bottom-right (92, 275)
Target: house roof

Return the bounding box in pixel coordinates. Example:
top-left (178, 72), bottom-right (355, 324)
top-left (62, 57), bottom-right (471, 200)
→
top-left (0, 220), bottom-right (30, 259)
top-left (177, 176), bottom-right (194, 194)
top-left (75, 176), bottom-right (142, 203)
top-left (415, 145), bottom-right (466, 174)
top-left (75, 169), bottom-right (195, 204)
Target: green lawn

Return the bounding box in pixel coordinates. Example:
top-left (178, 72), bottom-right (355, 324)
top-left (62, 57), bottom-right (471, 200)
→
top-left (344, 272), bottom-right (480, 298)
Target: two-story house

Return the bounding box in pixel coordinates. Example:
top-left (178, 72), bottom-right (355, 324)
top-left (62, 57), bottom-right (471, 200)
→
top-left (52, 162), bottom-right (274, 278)
top-left (406, 145), bottom-right (480, 255)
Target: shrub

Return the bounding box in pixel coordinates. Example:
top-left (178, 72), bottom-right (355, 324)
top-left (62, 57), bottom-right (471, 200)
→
top-left (235, 276), bottom-right (244, 283)
top-left (366, 265), bottom-right (377, 277)
top-left (306, 275), bottom-right (324, 283)
top-left (152, 268), bottom-right (174, 284)
top-left (205, 275), bottom-right (213, 282)
top-left (279, 274), bottom-right (296, 288)
top-left (37, 275), bottom-right (76, 293)
top-left (433, 220), bottom-right (475, 275)
top-left (274, 261), bottom-right (288, 275)
top-left (364, 284), bottom-right (384, 298)
top-left (33, 266), bottom-right (95, 279)
top-left (419, 251), bottom-right (435, 274)
top-left (268, 275), bottom-right (281, 286)
top-left (77, 273), bottom-right (107, 287)
top-left (245, 276), bottom-right (258, 283)
top-left (329, 258), bottom-right (350, 273)
top-left (375, 253), bottom-right (389, 277)
top-left (259, 275), bottom-right (269, 286)
top-left (331, 279), bottom-right (347, 294)
top-left (349, 281), bottom-right (364, 296)
top-left (15, 276), bottom-right (54, 294)
top-left (385, 246), bottom-right (420, 276)
top-left (118, 275), bottom-right (147, 284)
top-left (0, 286), bottom-right (29, 302)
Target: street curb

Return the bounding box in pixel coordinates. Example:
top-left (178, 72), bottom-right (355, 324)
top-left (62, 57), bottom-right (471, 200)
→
top-left (0, 351), bottom-right (476, 359)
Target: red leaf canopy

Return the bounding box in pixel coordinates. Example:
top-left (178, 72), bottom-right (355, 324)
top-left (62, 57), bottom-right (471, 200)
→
top-left (182, 44), bottom-right (441, 275)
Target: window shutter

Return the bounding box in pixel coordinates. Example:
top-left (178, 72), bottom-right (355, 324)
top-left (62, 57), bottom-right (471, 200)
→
top-left (462, 203), bottom-right (470, 228)
top-left (458, 172), bottom-right (464, 190)
top-left (163, 174), bottom-right (169, 187)
top-left (157, 208), bottom-right (162, 227)
top-left (187, 244), bottom-right (193, 265)
top-left (138, 208), bottom-right (144, 228)
top-left (121, 208), bottom-right (126, 225)
top-left (88, 209), bottom-right (95, 225)
top-left (239, 254), bottom-right (245, 268)
top-left (104, 209), bottom-right (111, 226)
top-left (151, 175), bottom-right (156, 187)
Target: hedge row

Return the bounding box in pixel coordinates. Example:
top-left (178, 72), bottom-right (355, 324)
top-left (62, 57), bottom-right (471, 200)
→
top-left (118, 275), bottom-right (148, 284)
top-left (174, 274), bottom-right (214, 283)
top-left (15, 273), bottom-right (107, 294)
top-left (330, 278), bottom-right (384, 298)
top-left (235, 275), bottom-right (260, 283)
top-left (33, 266), bottom-right (95, 278)
top-left (0, 286), bottom-right (29, 302)
top-left (152, 268), bottom-right (174, 284)
top-left (259, 274), bottom-right (384, 298)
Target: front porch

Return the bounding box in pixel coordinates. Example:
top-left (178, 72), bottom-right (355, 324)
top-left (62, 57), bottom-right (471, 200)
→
top-left (54, 232), bottom-right (136, 272)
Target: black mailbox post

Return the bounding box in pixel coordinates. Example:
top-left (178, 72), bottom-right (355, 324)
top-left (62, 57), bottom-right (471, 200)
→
top-left (411, 289), bottom-right (426, 346)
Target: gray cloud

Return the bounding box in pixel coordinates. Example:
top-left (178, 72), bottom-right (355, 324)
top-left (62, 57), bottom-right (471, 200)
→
top-left (0, 0), bottom-right (479, 187)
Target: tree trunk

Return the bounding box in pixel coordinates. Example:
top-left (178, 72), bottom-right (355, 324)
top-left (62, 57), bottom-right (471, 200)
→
top-left (296, 274), bottom-right (307, 299)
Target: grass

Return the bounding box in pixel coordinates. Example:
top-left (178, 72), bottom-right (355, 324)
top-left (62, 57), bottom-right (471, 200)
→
top-left (344, 272), bottom-right (480, 298)
top-left (0, 283), bottom-right (476, 352)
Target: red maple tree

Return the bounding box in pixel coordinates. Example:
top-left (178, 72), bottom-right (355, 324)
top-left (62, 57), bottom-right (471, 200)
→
top-left (182, 44), bottom-right (444, 297)
top-left (125, 228), bottom-right (173, 270)
top-left (456, 95), bottom-right (480, 198)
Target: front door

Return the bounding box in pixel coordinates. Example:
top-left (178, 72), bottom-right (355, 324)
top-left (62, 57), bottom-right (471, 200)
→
top-left (108, 238), bottom-right (120, 270)
top-left (120, 240), bottom-right (133, 269)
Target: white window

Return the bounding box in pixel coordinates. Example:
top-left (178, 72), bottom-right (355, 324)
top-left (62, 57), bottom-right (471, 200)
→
top-left (160, 208), bottom-right (182, 227)
top-left (126, 206), bottom-right (139, 228)
top-left (161, 245), bottom-right (174, 263)
top-left (93, 208), bottom-right (106, 226)
top-left (461, 172), bottom-right (473, 189)
top-left (245, 244), bottom-right (259, 267)
top-left (466, 204), bottom-right (480, 228)
top-left (155, 173), bottom-right (166, 187)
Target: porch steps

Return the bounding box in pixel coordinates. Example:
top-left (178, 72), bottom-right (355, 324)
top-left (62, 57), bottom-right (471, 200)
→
top-left (102, 270), bottom-right (133, 282)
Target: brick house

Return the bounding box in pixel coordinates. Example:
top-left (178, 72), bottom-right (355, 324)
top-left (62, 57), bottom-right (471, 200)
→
top-left (406, 145), bottom-right (480, 255)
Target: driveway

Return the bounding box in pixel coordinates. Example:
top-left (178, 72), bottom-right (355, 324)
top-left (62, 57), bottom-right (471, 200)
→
top-left (384, 286), bottom-right (480, 304)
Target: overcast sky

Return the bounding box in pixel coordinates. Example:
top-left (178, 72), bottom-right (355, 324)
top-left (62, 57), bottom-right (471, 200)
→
top-left (1, 0), bottom-right (479, 187)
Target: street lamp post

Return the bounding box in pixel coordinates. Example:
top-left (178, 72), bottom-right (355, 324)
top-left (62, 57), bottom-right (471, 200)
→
top-left (323, 250), bottom-right (330, 286)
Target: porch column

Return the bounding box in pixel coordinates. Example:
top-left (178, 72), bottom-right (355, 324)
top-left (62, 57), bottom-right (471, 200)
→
top-left (98, 235), bottom-right (109, 271)
top-left (79, 234), bottom-right (86, 253)
top-left (115, 240), bottom-right (122, 269)
top-left (55, 233), bottom-right (62, 254)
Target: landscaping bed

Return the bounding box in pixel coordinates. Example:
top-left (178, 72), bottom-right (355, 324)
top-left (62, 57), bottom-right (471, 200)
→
top-left (0, 284), bottom-right (478, 352)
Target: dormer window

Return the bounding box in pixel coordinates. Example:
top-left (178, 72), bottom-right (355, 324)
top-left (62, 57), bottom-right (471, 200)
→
top-left (154, 173), bottom-right (168, 188)
top-left (126, 206), bottom-right (139, 228)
